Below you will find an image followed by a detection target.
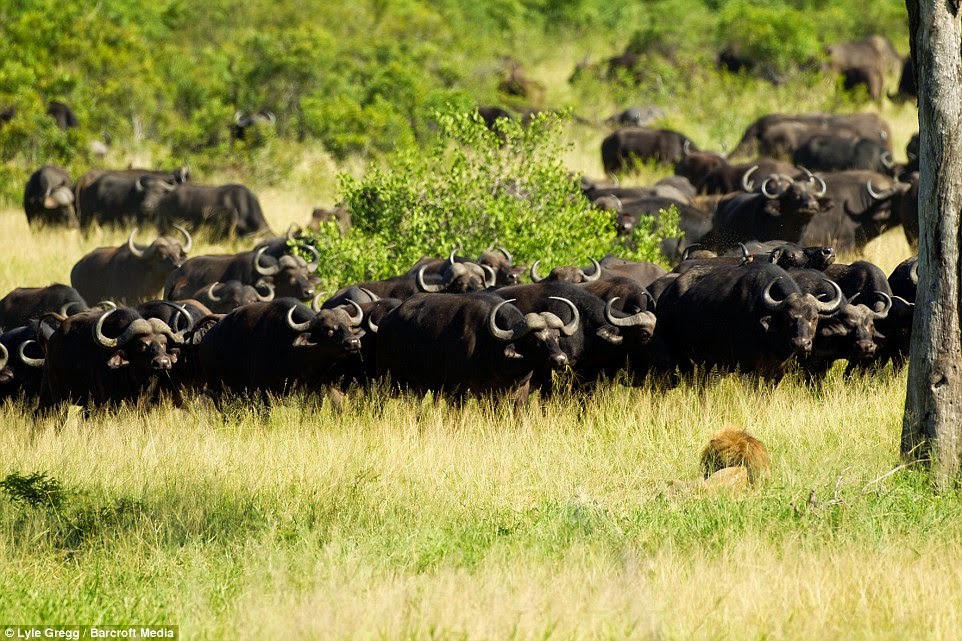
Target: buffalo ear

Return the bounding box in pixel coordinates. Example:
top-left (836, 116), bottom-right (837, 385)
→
top-left (596, 325), bottom-right (623, 344)
top-left (107, 350), bottom-right (130, 369)
top-left (292, 333), bottom-right (316, 347)
top-left (166, 348), bottom-right (180, 364)
top-left (759, 315), bottom-right (772, 332)
top-left (503, 343), bottom-right (523, 359)
top-left (763, 201), bottom-right (781, 217)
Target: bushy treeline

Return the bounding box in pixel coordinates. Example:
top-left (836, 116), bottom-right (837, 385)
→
top-left (0, 0), bottom-right (908, 203)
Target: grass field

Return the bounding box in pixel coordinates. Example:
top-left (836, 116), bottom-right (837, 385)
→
top-left (0, 186), bottom-right (943, 639)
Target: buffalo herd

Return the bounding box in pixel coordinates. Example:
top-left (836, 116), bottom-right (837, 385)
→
top-left (4, 29), bottom-right (922, 415)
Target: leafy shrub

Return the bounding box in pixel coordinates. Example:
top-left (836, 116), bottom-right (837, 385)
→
top-left (300, 108), bottom-right (680, 289)
top-left (717, 1), bottom-right (823, 77)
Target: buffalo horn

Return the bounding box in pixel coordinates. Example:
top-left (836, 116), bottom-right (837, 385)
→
top-left (311, 292), bottom-right (326, 312)
top-left (548, 296), bottom-right (581, 335)
top-left (481, 264), bottom-right (496, 288)
top-left (487, 298), bottom-right (520, 341)
top-left (286, 223), bottom-right (302, 241)
top-left (872, 292), bottom-right (893, 319)
top-left (127, 228), bottom-right (147, 258)
top-left (741, 165), bottom-right (759, 191)
top-left (59, 301), bottom-right (83, 316)
top-left (910, 259), bottom-right (919, 285)
top-left (881, 151), bottom-right (895, 169)
top-left (92, 310), bottom-right (152, 348)
top-left (96, 300), bottom-right (117, 311)
top-left (172, 224), bottom-right (193, 253)
top-left (866, 178), bottom-right (893, 201)
top-left (358, 287), bottom-right (380, 302)
top-left (159, 301), bottom-right (193, 333)
top-left (761, 278), bottom-right (788, 311)
top-left (286, 305), bottom-right (313, 332)
top-left (0, 343), bottom-right (7, 370)
top-left (343, 299), bottom-right (364, 326)
top-left (253, 246), bottom-right (280, 276)
top-left (301, 244), bottom-right (320, 272)
top-left (581, 258), bottom-right (602, 282)
top-left (815, 279), bottom-right (844, 314)
top-left (497, 245), bottom-right (513, 264)
top-left (529, 260), bottom-right (544, 283)
top-left (604, 297), bottom-right (653, 329)
top-left (205, 283), bottom-right (223, 302)
top-left (18, 340), bottom-right (44, 368)
top-left (679, 244), bottom-right (701, 261)
top-left (738, 243), bottom-right (751, 264)
top-left (255, 282), bottom-right (275, 302)
top-left (760, 177), bottom-right (779, 199)
top-left (812, 173), bottom-right (827, 197)
top-left (416, 265), bottom-right (445, 293)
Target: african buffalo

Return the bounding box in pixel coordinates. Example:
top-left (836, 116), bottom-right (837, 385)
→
top-left (37, 308), bottom-right (185, 413)
top-left (46, 101), bottom-right (79, 130)
top-left (601, 127), bottom-right (698, 174)
top-left (75, 167), bottom-right (190, 230)
top-left (376, 292), bottom-right (579, 405)
top-left (230, 110), bottom-right (276, 142)
top-left (164, 246), bottom-right (318, 301)
top-left (23, 165), bottom-right (77, 227)
top-left (0, 284), bottom-right (88, 330)
top-left (0, 320), bottom-right (50, 401)
top-left (826, 35), bottom-right (902, 101)
top-left (70, 227), bottom-right (193, 305)
top-left (792, 135), bottom-right (895, 174)
top-left (197, 298), bottom-right (365, 402)
top-left (192, 280), bottom-right (275, 313)
top-left (699, 174), bottom-right (831, 251)
top-left (730, 113), bottom-right (891, 160)
top-left (142, 182), bottom-right (272, 239)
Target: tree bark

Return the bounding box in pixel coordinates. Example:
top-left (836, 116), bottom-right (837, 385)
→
top-left (901, 0), bottom-right (962, 486)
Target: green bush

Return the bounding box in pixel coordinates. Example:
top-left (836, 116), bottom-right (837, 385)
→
top-left (300, 108), bottom-right (680, 290)
top-left (717, 1), bottom-right (824, 76)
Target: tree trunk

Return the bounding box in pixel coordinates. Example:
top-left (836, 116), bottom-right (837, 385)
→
top-left (901, 0), bottom-right (962, 486)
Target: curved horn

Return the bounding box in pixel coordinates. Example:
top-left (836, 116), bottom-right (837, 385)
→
top-left (742, 165), bottom-right (759, 191)
top-left (358, 287), bottom-right (380, 302)
top-left (18, 340), bottom-right (44, 368)
top-left (866, 178), bottom-right (891, 201)
top-left (812, 173), bottom-right (827, 197)
top-left (529, 260), bottom-right (544, 283)
top-left (0, 342), bottom-right (7, 370)
top-left (159, 301), bottom-right (193, 333)
top-left (549, 296), bottom-right (581, 335)
top-left (92, 310), bottom-right (151, 348)
top-left (146, 317), bottom-right (184, 344)
top-left (760, 177), bottom-right (781, 199)
top-left (487, 298), bottom-right (520, 341)
top-left (301, 244), bottom-right (320, 272)
top-left (343, 299), bottom-right (364, 327)
top-left (481, 264), bottom-right (496, 288)
top-left (172, 224), bottom-right (193, 253)
top-left (264, 111), bottom-right (276, 125)
top-left (234, 110), bottom-right (245, 125)
top-left (680, 244), bottom-right (701, 261)
top-left (311, 292), bottom-right (325, 312)
top-left (95, 300), bottom-right (117, 311)
top-left (286, 223), bottom-right (303, 241)
top-left (127, 228), bottom-right (146, 258)
top-left (448, 247), bottom-right (463, 266)
top-left (880, 151), bottom-right (895, 169)
top-left (683, 139), bottom-right (692, 156)
top-left (910, 259), bottom-right (919, 285)
top-left (416, 265), bottom-right (445, 293)
top-left (738, 243), bottom-right (751, 264)
top-left (815, 279), bottom-right (844, 314)
top-left (59, 301), bottom-right (82, 316)
top-left (582, 258), bottom-right (602, 282)
top-left (205, 282), bottom-right (223, 302)
top-left (769, 248), bottom-right (783, 264)
top-left (604, 297), bottom-right (654, 328)
top-left (872, 291), bottom-right (893, 319)
top-left (366, 315), bottom-right (379, 334)
top-left (761, 278), bottom-right (789, 311)
top-left (286, 305), bottom-right (313, 332)
top-left (253, 246), bottom-right (280, 276)
top-left (255, 281), bottom-right (275, 302)
top-left (497, 245), bottom-right (513, 264)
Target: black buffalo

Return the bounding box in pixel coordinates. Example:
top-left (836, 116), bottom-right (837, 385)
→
top-left (730, 113), bottom-right (891, 160)
top-left (601, 127), bottom-right (698, 174)
top-left (826, 35), bottom-right (902, 101)
top-left (792, 135), bottom-right (895, 174)
top-left (164, 246), bottom-right (318, 301)
top-left (653, 261), bottom-right (843, 378)
top-left (37, 308), bottom-right (185, 413)
top-left (197, 298), bottom-right (365, 402)
top-left (375, 292), bottom-right (579, 405)
top-left (142, 182), bottom-right (272, 239)
top-left (0, 284), bottom-right (88, 330)
top-left (192, 280), bottom-right (275, 313)
top-left (0, 320), bottom-right (51, 401)
top-left (70, 227), bottom-right (193, 305)
top-left (75, 167), bottom-right (190, 230)
top-left (46, 101), bottom-right (79, 130)
top-left (699, 174), bottom-right (831, 251)
top-left (23, 165), bottom-right (77, 227)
